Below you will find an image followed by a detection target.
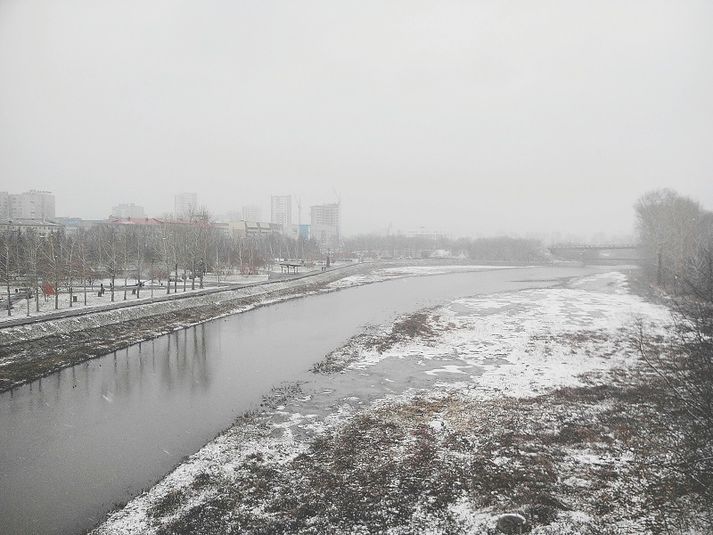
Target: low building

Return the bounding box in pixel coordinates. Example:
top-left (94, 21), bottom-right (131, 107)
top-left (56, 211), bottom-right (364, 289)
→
top-left (108, 217), bottom-right (165, 227)
top-left (0, 218), bottom-right (62, 236)
top-left (53, 217), bottom-right (104, 235)
top-left (230, 220), bottom-right (281, 239)
top-left (404, 227), bottom-right (445, 241)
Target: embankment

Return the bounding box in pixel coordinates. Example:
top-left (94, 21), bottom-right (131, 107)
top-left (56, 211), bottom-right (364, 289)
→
top-left (0, 263), bottom-right (374, 391)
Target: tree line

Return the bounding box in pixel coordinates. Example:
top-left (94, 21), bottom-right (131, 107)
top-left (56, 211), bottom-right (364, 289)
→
top-left (0, 213), bottom-right (321, 316)
top-left (342, 234), bottom-right (546, 263)
top-left (636, 188), bottom-right (713, 300)
top-left (634, 188), bottom-right (713, 523)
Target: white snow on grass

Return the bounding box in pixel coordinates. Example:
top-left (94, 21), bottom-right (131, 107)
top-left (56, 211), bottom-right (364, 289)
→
top-left (347, 271), bottom-right (670, 398)
top-left (93, 271), bottom-right (675, 534)
top-left (0, 276), bottom-right (274, 324)
top-left (94, 417), bottom-right (307, 535)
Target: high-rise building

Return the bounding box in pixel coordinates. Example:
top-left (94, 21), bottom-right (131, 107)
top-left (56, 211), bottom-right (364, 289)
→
top-left (174, 192), bottom-right (197, 218)
top-left (270, 195), bottom-right (292, 229)
top-left (0, 192), bottom-right (9, 219)
top-left (241, 204), bottom-right (262, 222)
top-left (111, 203), bottom-right (146, 219)
top-left (1, 190), bottom-right (56, 220)
top-left (310, 203), bottom-right (340, 250)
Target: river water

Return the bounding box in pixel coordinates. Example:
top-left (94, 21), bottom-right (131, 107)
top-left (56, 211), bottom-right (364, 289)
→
top-left (0, 266), bottom-right (597, 535)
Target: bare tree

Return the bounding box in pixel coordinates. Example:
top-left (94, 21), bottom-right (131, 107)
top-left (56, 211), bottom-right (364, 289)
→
top-left (42, 231), bottom-right (65, 310)
top-left (121, 230), bottom-right (130, 300)
top-left (635, 189), bottom-right (704, 292)
top-left (23, 229), bottom-right (42, 314)
top-left (634, 189), bottom-right (713, 525)
top-left (99, 225), bottom-right (119, 302)
top-left (1, 231), bottom-right (13, 316)
top-left (66, 235), bottom-right (76, 307)
top-left (78, 230), bottom-right (89, 306)
top-left (161, 224), bottom-right (173, 295)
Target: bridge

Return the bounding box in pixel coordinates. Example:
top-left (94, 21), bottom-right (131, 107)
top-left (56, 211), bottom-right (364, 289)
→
top-left (547, 243), bottom-right (640, 264)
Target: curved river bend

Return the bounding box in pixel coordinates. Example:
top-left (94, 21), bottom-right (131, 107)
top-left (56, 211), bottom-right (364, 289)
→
top-left (0, 266), bottom-right (598, 535)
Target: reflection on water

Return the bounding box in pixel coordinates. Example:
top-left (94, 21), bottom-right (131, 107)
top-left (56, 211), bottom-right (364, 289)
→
top-left (0, 266), bottom-right (597, 535)
top-left (0, 324), bottom-right (225, 535)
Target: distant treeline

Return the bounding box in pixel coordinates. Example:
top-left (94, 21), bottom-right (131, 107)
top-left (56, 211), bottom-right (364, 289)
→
top-left (634, 189), bottom-right (713, 517)
top-left (636, 188), bottom-right (713, 300)
top-left (343, 234), bottom-right (546, 263)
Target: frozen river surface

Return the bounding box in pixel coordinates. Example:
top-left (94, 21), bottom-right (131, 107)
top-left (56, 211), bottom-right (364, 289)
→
top-left (0, 265), bottom-right (596, 535)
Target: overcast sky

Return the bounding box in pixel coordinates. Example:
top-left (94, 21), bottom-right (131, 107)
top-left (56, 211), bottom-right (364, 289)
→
top-left (1, 1), bottom-right (711, 239)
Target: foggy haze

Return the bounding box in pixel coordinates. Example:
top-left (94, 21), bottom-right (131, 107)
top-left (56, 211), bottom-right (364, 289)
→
top-left (1, 0), bottom-right (711, 238)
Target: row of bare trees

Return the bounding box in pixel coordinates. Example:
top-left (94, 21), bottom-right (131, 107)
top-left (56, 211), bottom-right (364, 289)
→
top-left (634, 189), bottom-right (713, 522)
top-left (0, 214), bottom-right (321, 316)
top-left (343, 234), bottom-right (546, 262)
top-left (636, 188), bottom-right (713, 300)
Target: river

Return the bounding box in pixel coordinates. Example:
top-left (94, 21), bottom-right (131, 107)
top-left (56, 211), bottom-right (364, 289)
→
top-left (0, 266), bottom-right (598, 535)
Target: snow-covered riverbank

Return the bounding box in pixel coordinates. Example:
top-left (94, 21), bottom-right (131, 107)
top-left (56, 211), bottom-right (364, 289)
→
top-left (0, 263), bottom-right (535, 391)
top-left (0, 263), bottom-right (372, 391)
top-left (94, 271), bottom-right (700, 535)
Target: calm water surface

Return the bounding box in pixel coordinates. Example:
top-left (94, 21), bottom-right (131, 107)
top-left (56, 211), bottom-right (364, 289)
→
top-left (0, 266), bottom-right (598, 534)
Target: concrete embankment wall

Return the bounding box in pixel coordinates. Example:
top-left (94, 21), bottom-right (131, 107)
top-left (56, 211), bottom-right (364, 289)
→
top-left (0, 263), bottom-right (370, 346)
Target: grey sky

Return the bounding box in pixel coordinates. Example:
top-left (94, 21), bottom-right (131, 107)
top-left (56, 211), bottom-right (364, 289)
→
top-left (1, 1), bottom-right (711, 238)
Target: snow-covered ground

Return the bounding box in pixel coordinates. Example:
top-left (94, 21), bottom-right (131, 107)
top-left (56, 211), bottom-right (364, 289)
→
top-left (94, 271), bottom-right (696, 535)
top-left (343, 271), bottom-right (669, 398)
top-left (0, 275), bottom-right (273, 324)
top-left (327, 264), bottom-right (518, 290)
top-left (0, 263), bottom-right (374, 351)
top-left (1, 263), bottom-right (509, 325)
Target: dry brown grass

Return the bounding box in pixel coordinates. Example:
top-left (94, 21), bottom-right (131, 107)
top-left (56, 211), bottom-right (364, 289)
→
top-left (146, 372), bottom-right (700, 534)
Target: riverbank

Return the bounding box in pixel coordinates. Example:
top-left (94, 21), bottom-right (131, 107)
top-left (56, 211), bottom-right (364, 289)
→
top-left (0, 263), bottom-right (370, 392)
top-left (0, 263), bottom-right (523, 393)
top-left (93, 270), bottom-right (706, 535)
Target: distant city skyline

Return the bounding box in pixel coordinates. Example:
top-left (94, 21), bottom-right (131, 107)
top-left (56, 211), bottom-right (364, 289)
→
top-left (8, 180), bottom-right (711, 242)
top-left (0, 187), bottom-right (644, 243)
